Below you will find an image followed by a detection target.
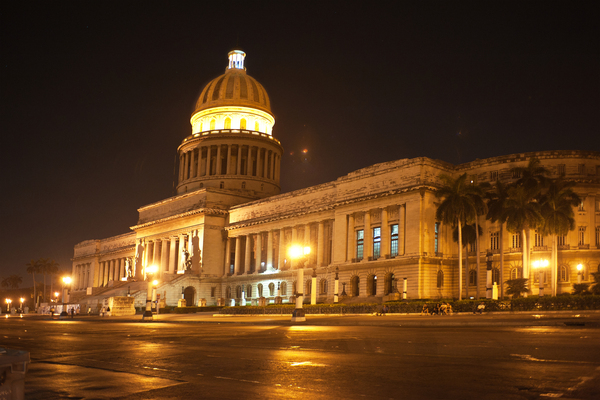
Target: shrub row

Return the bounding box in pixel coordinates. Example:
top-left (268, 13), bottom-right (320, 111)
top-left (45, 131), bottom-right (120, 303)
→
top-left (218, 295), bottom-right (600, 315)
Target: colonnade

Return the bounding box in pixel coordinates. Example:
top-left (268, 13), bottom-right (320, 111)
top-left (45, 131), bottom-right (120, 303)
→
top-left (179, 143), bottom-right (280, 183)
top-left (138, 229), bottom-right (200, 277)
top-left (95, 257), bottom-right (129, 288)
top-left (73, 263), bottom-right (92, 290)
top-left (226, 220), bottom-right (333, 276)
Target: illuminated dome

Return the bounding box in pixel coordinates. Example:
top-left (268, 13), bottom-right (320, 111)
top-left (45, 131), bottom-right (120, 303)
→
top-left (193, 49), bottom-right (271, 115)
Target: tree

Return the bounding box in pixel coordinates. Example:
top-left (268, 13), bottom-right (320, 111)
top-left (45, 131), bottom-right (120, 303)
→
top-left (539, 179), bottom-right (580, 296)
top-left (1, 274), bottom-right (23, 289)
top-left (453, 223), bottom-right (483, 299)
top-left (590, 272), bottom-right (600, 295)
top-left (26, 259), bottom-right (40, 309)
top-left (572, 283), bottom-right (590, 295)
top-left (436, 173), bottom-right (481, 300)
top-left (46, 260), bottom-right (60, 298)
top-left (486, 180), bottom-right (510, 298)
top-left (504, 184), bottom-right (543, 295)
top-left (506, 278), bottom-right (528, 298)
top-left (39, 258), bottom-right (49, 302)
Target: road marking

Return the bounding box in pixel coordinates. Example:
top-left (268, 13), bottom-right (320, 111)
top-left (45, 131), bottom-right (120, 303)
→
top-left (215, 376), bottom-right (260, 384)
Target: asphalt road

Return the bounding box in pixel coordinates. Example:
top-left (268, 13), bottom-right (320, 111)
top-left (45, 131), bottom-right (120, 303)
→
top-left (2, 314), bottom-right (600, 399)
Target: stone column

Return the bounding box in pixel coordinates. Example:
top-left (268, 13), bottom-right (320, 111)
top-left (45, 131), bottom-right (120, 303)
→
top-left (257, 148), bottom-right (263, 177)
top-left (256, 232), bottom-right (262, 273)
top-left (244, 234), bottom-right (252, 274)
top-left (399, 204), bottom-right (406, 255)
top-left (247, 146), bottom-right (253, 176)
top-left (169, 238), bottom-right (177, 273)
top-left (216, 145), bottom-right (222, 175)
top-left (278, 228), bottom-right (286, 270)
top-left (190, 149), bottom-right (196, 179)
top-left (291, 226), bottom-right (298, 269)
top-left (226, 145), bottom-right (232, 175)
top-left (197, 147), bottom-right (203, 177)
top-left (347, 213), bottom-right (355, 261)
top-left (381, 208), bottom-right (389, 257)
top-left (103, 261), bottom-right (109, 286)
top-left (266, 230), bottom-right (273, 270)
top-left (178, 154), bottom-right (184, 181)
top-left (161, 239), bottom-right (169, 275)
top-left (207, 146), bottom-right (213, 175)
top-left (183, 152), bottom-right (189, 180)
top-left (119, 258), bottom-right (125, 281)
top-left (317, 221), bottom-right (324, 267)
top-left (153, 240), bottom-right (160, 269)
top-left (237, 146), bottom-right (242, 176)
top-left (234, 237), bottom-right (242, 275)
top-left (224, 237), bottom-right (231, 275)
top-left (177, 235), bottom-right (185, 272)
top-left (364, 211), bottom-right (371, 260)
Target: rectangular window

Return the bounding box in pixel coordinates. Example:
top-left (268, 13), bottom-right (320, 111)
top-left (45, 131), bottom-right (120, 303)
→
top-left (490, 231), bottom-right (499, 250)
top-left (356, 229), bottom-right (364, 260)
top-left (512, 233), bottom-right (521, 248)
top-left (512, 170), bottom-right (521, 179)
top-left (211, 287), bottom-right (216, 298)
top-left (490, 171), bottom-right (498, 181)
top-left (579, 198), bottom-right (586, 212)
top-left (578, 226), bottom-right (586, 245)
top-left (390, 224), bottom-right (399, 257)
top-left (372, 227), bottom-right (381, 259)
top-left (557, 235), bottom-right (567, 246)
top-left (534, 230), bottom-right (544, 247)
top-left (557, 164), bottom-right (566, 176)
top-left (578, 164), bottom-right (585, 174)
top-left (434, 222), bottom-right (440, 254)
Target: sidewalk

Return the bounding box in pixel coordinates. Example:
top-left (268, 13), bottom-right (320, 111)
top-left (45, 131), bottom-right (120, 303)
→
top-left (15, 310), bottom-right (600, 327)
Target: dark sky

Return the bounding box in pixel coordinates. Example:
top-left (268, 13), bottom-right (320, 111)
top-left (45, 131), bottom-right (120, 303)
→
top-left (1, 1), bottom-right (599, 281)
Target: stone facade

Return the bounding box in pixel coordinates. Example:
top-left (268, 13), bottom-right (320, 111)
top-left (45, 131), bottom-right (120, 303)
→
top-left (72, 51), bottom-right (600, 307)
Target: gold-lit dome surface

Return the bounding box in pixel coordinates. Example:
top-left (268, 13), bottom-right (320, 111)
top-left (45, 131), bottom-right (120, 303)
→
top-left (193, 69), bottom-right (271, 115)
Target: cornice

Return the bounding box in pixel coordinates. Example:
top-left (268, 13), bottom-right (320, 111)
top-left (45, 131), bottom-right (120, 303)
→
top-left (132, 208), bottom-right (228, 230)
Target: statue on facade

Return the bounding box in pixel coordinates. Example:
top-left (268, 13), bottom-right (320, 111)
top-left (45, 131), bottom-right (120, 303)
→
top-left (125, 258), bottom-right (133, 278)
top-left (182, 248), bottom-right (192, 272)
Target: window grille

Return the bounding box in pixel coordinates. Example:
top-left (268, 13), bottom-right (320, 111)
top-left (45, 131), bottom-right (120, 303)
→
top-left (390, 224), bottom-right (399, 257)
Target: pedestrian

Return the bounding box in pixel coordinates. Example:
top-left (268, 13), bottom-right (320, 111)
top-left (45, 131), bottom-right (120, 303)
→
top-left (433, 303), bottom-right (441, 315)
top-left (87, 307), bottom-right (92, 316)
top-left (421, 303), bottom-right (429, 316)
top-left (101, 306), bottom-right (105, 317)
top-left (476, 302), bottom-right (485, 315)
top-left (70, 307), bottom-right (75, 319)
top-left (382, 305), bottom-right (388, 316)
top-left (446, 303), bottom-right (453, 315)
top-left (440, 303), bottom-right (447, 315)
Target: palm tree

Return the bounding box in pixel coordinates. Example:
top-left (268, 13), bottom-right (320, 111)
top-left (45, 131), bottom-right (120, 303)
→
top-left (26, 259), bottom-right (40, 309)
top-left (39, 258), bottom-right (49, 302)
top-left (453, 223), bottom-right (483, 299)
top-left (486, 180), bottom-right (510, 298)
top-left (540, 178), bottom-right (580, 296)
top-left (435, 173), bottom-right (481, 300)
top-left (513, 157), bottom-right (551, 191)
top-left (504, 184), bottom-right (543, 294)
top-left (1, 275), bottom-right (23, 289)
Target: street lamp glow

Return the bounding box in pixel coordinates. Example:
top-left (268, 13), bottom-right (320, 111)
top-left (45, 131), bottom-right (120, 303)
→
top-left (54, 292), bottom-right (59, 300)
top-left (577, 264), bottom-right (584, 283)
top-left (288, 245), bottom-right (310, 259)
top-left (288, 244), bottom-right (311, 323)
top-left (62, 276), bottom-right (72, 285)
top-left (532, 259), bottom-right (549, 296)
top-left (6, 299), bottom-right (12, 313)
top-left (146, 265), bottom-right (158, 275)
top-left (577, 264), bottom-right (583, 271)
top-left (143, 266), bottom-right (159, 321)
top-left (532, 259), bottom-right (549, 269)
top-left (152, 280), bottom-right (159, 286)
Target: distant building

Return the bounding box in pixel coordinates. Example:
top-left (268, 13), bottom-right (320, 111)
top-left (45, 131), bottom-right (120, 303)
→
top-left (72, 50), bottom-right (600, 310)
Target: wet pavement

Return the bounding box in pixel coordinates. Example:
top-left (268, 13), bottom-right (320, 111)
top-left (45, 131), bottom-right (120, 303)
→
top-left (2, 311), bottom-right (599, 399)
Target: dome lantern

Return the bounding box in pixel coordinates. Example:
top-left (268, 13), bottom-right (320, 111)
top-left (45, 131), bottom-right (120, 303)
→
top-left (227, 49), bottom-right (246, 71)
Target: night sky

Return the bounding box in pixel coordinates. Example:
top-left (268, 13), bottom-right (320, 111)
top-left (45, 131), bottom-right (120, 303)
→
top-left (1, 1), bottom-right (599, 280)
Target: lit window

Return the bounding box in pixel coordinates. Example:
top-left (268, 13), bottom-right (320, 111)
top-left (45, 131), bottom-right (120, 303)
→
top-left (373, 227), bottom-right (381, 259)
top-left (255, 121), bottom-right (260, 131)
top-left (356, 230), bottom-right (364, 260)
top-left (490, 231), bottom-right (499, 250)
top-left (210, 119), bottom-right (216, 130)
top-left (224, 117), bottom-right (231, 129)
top-left (240, 118), bottom-right (246, 129)
top-left (579, 226), bottom-right (586, 245)
top-left (390, 224), bottom-right (399, 257)
top-left (578, 198), bottom-right (585, 212)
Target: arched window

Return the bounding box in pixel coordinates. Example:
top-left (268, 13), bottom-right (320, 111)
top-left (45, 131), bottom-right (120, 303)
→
top-left (240, 118), bottom-right (246, 129)
top-left (241, 182), bottom-right (246, 189)
top-left (235, 285), bottom-right (242, 298)
top-left (306, 279), bottom-right (311, 295)
top-left (224, 117), bottom-right (231, 129)
top-left (320, 279), bottom-right (328, 294)
top-left (269, 282), bottom-right (275, 296)
top-left (492, 268), bottom-right (500, 285)
top-left (255, 121), bottom-right (260, 131)
top-left (510, 268), bottom-right (522, 279)
top-left (257, 283), bottom-right (263, 297)
top-left (469, 270), bottom-right (477, 286)
top-left (437, 270), bottom-right (444, 288)
top-left (384, 273), bottom-right (395, 295)
top-left (210, 119), bottom-right (216, 130)
top-left (226, 286), bottom-right (231, 298)
top-left (220, 182), bottom-right (224, 189)
top-left (280, 281), bottom-right (287, 296)
top-left (351, 276), bottom-right (360, 297)
top-left (292, 281), bottom-right (297, 295)
top-left (559, 265), bottom-right (569, 282)
top-left (367, 275), bottom-right (377, 296)
top-left (199, 122), bottom-right (203, 132)
top-left (246, 285), bottom-right (252, 298)
top-left (199, 183), bottom-right (204, 188)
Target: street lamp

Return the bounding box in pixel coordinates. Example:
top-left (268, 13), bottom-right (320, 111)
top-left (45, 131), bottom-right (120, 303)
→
top-left (60, 276), bottom-right (72, 317)
top-left (532, 259), bottom-right (549, 296)
top-left (143, 265), bottom-right (158, 321)
top-left (5, 299), bottom-right (11, 313)
top-left (54, 292), bottom-right (59, 303)
top-left (577, 264), bottom-right (583, 284)
top-left (19, 298), bottom-right (24, 314)
top-left (288, 245), bottom-right (310, 323)
top-left (152, 279), bottom-right (158, 314)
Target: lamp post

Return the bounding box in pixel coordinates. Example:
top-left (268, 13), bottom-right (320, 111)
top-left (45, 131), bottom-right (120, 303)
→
top-left (60, 277), bottom-right (72, 317)
top-left (19, 298), bottom-right (24, 314)
top-left (577, 264), bottom-right (583, 284)
top-left (289, 245), bottom-right (310, 323)
top-left (54, 292), bottom-right (59, 303)
top-left (5, 299), bottom-right (11, 313)
top-left (152, 280), bottom-right (158, 314)
top-left (532, 259), bottom-right (549, 296)
top-left (143, 265), bottom-right (158, 321)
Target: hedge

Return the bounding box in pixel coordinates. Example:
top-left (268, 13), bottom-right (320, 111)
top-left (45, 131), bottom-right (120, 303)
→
top-left (218, 295), bottom-right (600, 315)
